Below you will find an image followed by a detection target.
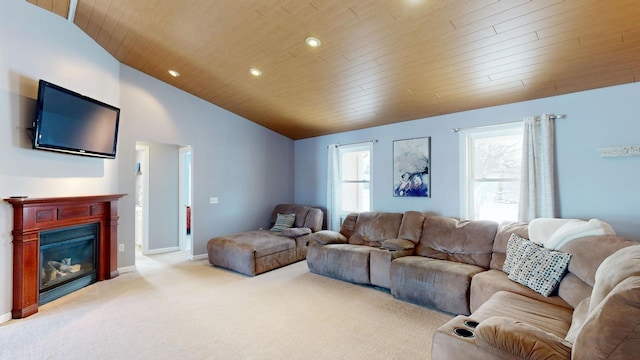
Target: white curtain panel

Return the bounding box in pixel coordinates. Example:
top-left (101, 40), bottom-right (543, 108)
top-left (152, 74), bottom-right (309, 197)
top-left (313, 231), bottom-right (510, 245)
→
top-left (327, 144), bottom-right (341, 231)
top-left (518, 114), bottom-right (556, 222)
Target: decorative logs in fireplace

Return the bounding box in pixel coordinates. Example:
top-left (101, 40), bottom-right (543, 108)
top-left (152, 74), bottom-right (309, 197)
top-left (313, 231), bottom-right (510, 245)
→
top-left (5, 194), bottom-right (126, 319)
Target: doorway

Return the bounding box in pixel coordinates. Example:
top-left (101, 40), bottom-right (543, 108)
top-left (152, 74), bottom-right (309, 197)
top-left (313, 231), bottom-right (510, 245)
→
top-left (179, 146), bottom-right (193, 255)
top-left (134, 144), bottom-right (149, 255)
top-left (134, 142), bottom-right (193, 258)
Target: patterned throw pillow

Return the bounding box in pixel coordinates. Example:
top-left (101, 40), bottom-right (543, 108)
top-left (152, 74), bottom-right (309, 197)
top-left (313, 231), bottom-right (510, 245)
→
top-left (503, 233), bottom-right (533, 274)
top-left (270, 213), bottom-right (296, 232)
top-left (507, 239), bottom-right (572, 297)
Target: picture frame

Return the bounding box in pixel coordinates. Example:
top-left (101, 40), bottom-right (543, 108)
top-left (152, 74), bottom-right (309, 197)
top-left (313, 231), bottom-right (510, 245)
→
top-left (393, 137), bottom-right (430, 197)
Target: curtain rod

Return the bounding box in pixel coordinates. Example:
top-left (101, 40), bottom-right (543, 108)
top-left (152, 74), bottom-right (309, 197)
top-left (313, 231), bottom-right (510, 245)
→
top-left (327, 139), bottom-right (378, 149)
top-left (451, 114), bottom-right (566, 133)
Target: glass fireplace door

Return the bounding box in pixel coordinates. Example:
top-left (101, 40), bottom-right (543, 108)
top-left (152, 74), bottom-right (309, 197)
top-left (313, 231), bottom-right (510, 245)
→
top-left (39, 223), bottom-right (98, 304)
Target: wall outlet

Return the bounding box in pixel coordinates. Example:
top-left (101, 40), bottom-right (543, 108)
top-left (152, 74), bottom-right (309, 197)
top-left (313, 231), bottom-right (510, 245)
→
top-left (209, 197), bottom-right (219, 204)
top-left (118, 244), bottom-right (125, 252)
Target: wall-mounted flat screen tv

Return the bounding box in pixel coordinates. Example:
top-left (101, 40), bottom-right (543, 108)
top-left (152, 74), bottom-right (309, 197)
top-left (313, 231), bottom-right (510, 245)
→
top-left (33, 80), bottom-right (120, 159)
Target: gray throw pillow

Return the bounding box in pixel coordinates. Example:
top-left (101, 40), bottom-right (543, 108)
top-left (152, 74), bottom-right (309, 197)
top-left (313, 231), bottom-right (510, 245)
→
top-left (270, 213), bottom-right (296, 232)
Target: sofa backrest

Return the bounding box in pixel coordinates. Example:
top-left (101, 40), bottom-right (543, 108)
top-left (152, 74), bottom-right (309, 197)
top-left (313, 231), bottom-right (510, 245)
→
top-left (270, 204), bottom-right (323, 232)
top-left (416, 216), bottom-right (498, 268)
top-left (571, 245), bottom-right (640, 359)
top-left (347, 212), bottom-right (403, 247)
top-left (304, 208), bottom-right (324, 232)
top-left (489, 221), bottom-right (529, 271)
top-left (491, 221), bottom-right (636, 308)
top-left (556, 235), bottom-right (636, 308)
top-left (398, 211), bottom-right (427, 244)
top-left (339, 212), bottom-right (359, 238)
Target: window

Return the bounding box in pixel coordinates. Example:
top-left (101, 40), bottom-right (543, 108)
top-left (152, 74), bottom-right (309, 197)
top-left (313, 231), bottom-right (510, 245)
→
top-left (460, 123), bottom-right (523, 222)
top-left (339, 143), bottom-right (372, 215)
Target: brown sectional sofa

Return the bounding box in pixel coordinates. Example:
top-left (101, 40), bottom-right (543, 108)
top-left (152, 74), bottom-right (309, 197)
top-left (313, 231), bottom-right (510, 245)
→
top-left (207, 204), bottom-right (323, 276)
top-left (307, 211), bottom-right (640, 359)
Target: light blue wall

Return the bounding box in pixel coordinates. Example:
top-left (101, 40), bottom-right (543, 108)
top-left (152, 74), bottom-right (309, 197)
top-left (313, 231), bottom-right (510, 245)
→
top-left (146, 142), bottom-right (180, 251)
top-left (294, 82), bottom-right (640, 240)
top-left (118, 65), bottom-right (295, 262)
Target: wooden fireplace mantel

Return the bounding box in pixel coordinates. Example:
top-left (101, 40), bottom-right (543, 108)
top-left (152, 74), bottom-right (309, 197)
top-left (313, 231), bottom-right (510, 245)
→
top-left (5, 194), bottom-right (126, 319)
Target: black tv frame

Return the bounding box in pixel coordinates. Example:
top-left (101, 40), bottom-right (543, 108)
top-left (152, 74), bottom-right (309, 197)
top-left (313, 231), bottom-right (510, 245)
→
top-left (32, 80), bottom-right (120, 159)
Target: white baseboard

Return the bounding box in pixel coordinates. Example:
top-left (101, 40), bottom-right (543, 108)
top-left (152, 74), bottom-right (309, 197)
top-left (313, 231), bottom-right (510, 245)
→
top-left (0, 311), bottom-right (12, 324)
top-left (118, 265), bottom-right (137, 274)
top-left (190, 253), bottom-right (208, 261)
top-left (143, 246), bottom-right (180, 255)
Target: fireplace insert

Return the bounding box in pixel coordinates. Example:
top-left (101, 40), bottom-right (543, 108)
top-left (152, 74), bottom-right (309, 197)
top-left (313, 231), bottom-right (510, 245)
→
top-left (39, 223), bottom-right (98, 305)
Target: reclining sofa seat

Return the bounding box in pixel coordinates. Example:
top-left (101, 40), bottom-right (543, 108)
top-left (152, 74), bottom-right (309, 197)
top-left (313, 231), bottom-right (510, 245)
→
top-left (390, 216), bottom-right (498, 315)
top-left (470, 222), bottom-right (636, 312)
top-left (207, 204), bottom-right (323, 276)
top-left (432, 241), bottom-right (640, 360)
top-left (306, 211), bottom-right (408, 285)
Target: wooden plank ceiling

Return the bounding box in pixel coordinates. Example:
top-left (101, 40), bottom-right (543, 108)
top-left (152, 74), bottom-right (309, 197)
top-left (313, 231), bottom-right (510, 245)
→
top-left (27, 0), bottom-right (640, 139)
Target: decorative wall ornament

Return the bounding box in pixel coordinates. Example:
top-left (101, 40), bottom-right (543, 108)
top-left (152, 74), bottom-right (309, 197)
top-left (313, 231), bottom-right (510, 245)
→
top-left (393, 137), bottom-right (430, 197)
top-left (598, 145), bottom-right (640, 157)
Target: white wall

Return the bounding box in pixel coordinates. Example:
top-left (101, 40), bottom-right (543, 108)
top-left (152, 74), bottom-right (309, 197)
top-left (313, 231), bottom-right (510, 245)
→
top-left (0, 1), bottom-right (121, 320)
top-left (294, 82), bottom-right (640, 241)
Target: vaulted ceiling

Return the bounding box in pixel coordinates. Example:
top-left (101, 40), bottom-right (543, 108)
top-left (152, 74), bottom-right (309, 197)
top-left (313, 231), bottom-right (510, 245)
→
top-left (28, 0), bottom-right (640, 139)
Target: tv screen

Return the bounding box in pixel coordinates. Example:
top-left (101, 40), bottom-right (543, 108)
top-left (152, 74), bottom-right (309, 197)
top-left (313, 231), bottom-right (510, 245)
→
top-left (33, 80), bottom-right (120, 159)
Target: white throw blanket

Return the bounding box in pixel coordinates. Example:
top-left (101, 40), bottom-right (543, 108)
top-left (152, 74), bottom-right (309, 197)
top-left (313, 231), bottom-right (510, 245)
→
top-left (529, 218), bottom-right (615, 249)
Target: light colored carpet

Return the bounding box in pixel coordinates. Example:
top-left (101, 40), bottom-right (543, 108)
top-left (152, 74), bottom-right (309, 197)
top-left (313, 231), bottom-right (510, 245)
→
top-left (0, 252), bottom-right (452, 359)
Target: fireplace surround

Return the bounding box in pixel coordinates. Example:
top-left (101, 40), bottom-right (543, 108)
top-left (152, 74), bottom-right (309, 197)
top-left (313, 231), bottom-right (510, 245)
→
top-left (5, 194), bottom-right (125, 319)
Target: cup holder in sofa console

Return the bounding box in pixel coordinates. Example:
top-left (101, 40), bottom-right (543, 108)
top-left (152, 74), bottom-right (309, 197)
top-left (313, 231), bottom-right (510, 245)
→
top-left (453, 327), bottom-right (475, 338)
top-left (464, 320), bottom-right (479, 329)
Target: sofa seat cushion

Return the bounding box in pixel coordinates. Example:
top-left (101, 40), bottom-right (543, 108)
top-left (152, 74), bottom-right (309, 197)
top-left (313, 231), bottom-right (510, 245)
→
top-left (471, 291), bottom-right (573, 338)
top-left (207, 230), bottom-right (295, 276)
top-left (390, 256), bottom-right (486, 315)
top-left (306, 243), bottom-right (373, 284)
top-left (470, 269), bottom-right (571, 313)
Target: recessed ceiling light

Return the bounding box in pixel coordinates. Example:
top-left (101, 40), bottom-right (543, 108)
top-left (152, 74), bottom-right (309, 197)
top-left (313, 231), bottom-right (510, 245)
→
top-left (168, 70), bottom-right (180, 77)
top-left (305, 36), bottom-right (321, 47)
top-left (249, 68), bottom-right (262, 77)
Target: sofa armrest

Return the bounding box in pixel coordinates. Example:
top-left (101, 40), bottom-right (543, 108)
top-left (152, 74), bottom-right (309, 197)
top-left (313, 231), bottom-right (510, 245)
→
top-left (280, 227), bottom-right (312, 238)
top-left (380, 238), bottom-right (415, 251)
top-left (475, 316), bottom-right (572, 360)
top-left (311, 230), bottom-right (348, 245)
